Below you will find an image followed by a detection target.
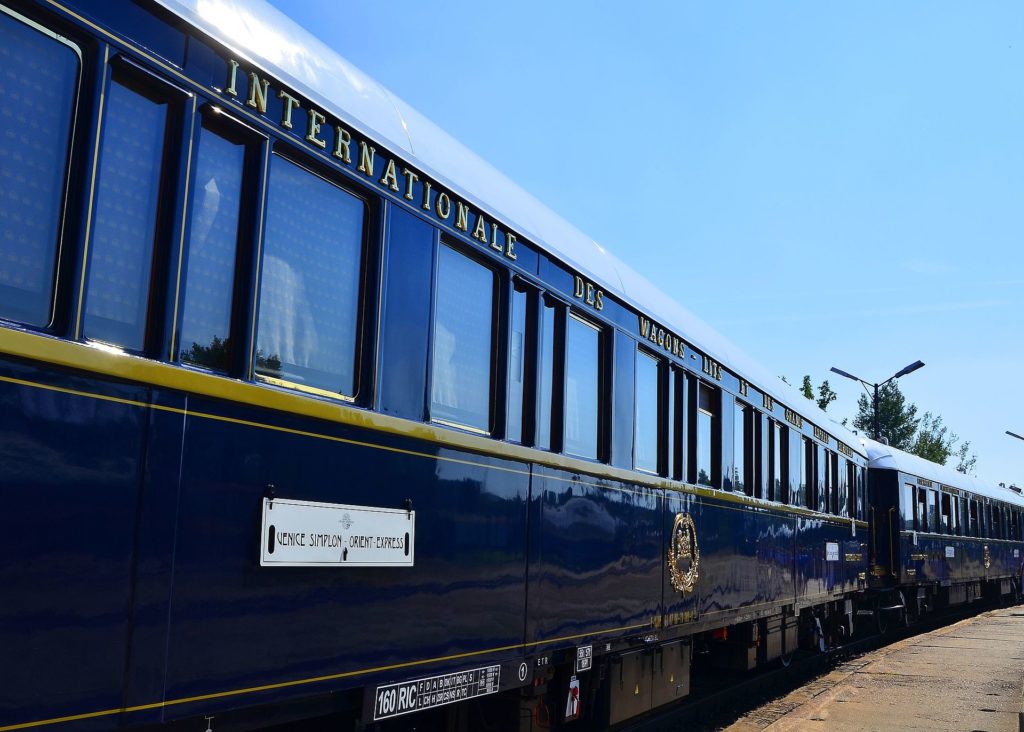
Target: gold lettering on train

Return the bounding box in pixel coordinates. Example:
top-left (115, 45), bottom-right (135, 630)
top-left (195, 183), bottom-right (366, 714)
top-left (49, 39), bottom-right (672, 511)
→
top-left (473, 214), bottom-right (489, 244)
top-left (225, 59), bottom-right (240, 96)
top-left (379, 158), bottom-right (399, 192)
top-left (813, 425), bottom-right (829, 443)
top-left (455, 202), bottom-right (470, 232)
top-left (332, 125), bottom-right (351, 163)
top-left (763, 393), bottom-right (775, 411)
top-left (223, 58), bottom-right (521, 261)
top-left (637, 316), bottom-right (683, 357)
top-left (435, 192), bottom-right (451, 220)
top-left (739, 380), bottom-right (749, 397)
top-left (306, 109), bottom-right (326, 149)
top-left (278, 89), bottom-right (300, 129)
top-left (702, 356), bottom-right (722, 381)
top-left (402, 168), bottom-right (418, 200)
top-left (357, 141), bottom-right (375, 177)
top-left (246, 71), bottom-right (269, 113)
top-left (784, 408), bottom-right (803, 428)
top-left (573, 276), bottom-right (605, 312)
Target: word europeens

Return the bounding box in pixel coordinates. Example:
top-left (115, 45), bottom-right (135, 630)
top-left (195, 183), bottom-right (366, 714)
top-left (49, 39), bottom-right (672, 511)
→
top-left (224, 59), bottom-right (518, 261)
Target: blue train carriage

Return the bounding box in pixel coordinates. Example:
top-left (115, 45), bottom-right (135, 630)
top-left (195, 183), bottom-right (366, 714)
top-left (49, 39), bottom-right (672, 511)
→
top-left (864, 439), bottom-right (1024, 621)
top-left (0, 0), bottom-right (870, 729)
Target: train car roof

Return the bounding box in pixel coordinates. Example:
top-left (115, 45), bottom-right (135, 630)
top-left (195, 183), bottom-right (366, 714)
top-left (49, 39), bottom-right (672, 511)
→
top-left (153, 0), bottom-right (865, 455)
top-left (862, 438), bottom-right (1024, 506)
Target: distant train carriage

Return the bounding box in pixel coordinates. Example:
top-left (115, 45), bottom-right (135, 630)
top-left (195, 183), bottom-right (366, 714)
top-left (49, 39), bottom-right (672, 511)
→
top-left (865, 439), bottom-right (1024, 621)
top-left (0, 0), bottom-right (939, 730)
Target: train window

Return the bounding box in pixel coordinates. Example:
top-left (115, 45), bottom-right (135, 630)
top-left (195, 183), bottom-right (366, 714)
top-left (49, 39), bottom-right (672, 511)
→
top-left (733, 402), bottom-right (748, 493)
top-left (902, 483), bottom-right (915, 530)
top-left (255, 155), bottom-right (364, 397)
top-left (829, 452), bottom-right (839, 515)
top-left (429, 244), bottom-right (495, 432)
top-left (769, 421), bottom-right (784, 502)
top-left (506, 284), bottom-right (530, 443)
top-left (940, 493), bottom-right (952, 534)
top-left (178, 117), bottom-right (247, 370)
top-left (536, 299), bottom-right (557, 450)
top-left (84, 78), bottom-right (171, 350)
top-left (0, 9), bottom-right (80, 327)
top-left (916, 488), bottom-right (928, 532)
top-left (969, 500), bottom-right (979, 537)
top-left (563, 314), bottom-right (600, 459)
top-left (799, 438), bottom-right (812, 508)
top-left (667, 367), bottom-right (678, 479)
top-left (695, 382), bottom-right (716, 486)
top-left (992, 505), bottom-right (1001, 539)
top-left (634, 349), bottom-right (659, 473)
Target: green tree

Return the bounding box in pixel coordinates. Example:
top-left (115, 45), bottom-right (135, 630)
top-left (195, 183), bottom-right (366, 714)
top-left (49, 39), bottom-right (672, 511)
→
top-left (853, 380), bottom-right (918, 449)
top-left (909, 412), bottom-right (955, 463)
top-left (798, 375), bottom-right (838, 412)
top-left (954, 442), bottom-right (978, 475)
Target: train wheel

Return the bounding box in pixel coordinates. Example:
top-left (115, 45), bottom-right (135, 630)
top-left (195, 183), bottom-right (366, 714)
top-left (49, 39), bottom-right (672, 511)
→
top-left (874, 598), bottom-right (889, 635)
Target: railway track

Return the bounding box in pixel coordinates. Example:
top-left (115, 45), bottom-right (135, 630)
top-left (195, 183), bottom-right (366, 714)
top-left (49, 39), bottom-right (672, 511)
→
top-left (620, 600), bottom-right (1011, 732)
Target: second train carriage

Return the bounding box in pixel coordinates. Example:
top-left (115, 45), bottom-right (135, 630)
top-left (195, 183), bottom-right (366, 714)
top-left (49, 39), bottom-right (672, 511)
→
top-left (865, 438), bottom-right (1024, 621)
top-left (3, 0), bottom-right (992, 729)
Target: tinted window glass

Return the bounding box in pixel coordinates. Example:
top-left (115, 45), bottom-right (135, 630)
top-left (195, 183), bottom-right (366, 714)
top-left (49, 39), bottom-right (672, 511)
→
top-left (564, 315), bottom-right (599, 459)
top-left (85, 80), bottom-right (168, 349)
top-left (634, 350), bottom-right (659, 472)
top-left (771, 422), bottom-right (783, 501)
top-left (733, 403), bottom-right (746, 492)
top-left (431, 245), bottom-right (494, 431)
top-left (506, 286), bottom-right (527, 443)
top-left (536, 301), bottom-right (556, 450)
top-left (256, 155), bottom-right (364, 395)
top-left (0, 11), bottom-right (78, 326)
top-left (696, 383), bottom-right (714, 486)
top-left (179, 122), bottom-right (244, 369)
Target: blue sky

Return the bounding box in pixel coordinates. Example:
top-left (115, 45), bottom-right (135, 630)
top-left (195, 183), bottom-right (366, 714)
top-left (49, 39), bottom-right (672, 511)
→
top-left (269, 1), bottom-right (1023, 486)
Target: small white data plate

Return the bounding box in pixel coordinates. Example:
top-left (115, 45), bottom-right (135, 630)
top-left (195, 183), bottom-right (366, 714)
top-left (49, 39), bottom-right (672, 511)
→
top-left (373, 665), bottom-right (500, 721)
top-left (1015, 549), bottom-right (1020, 558)
top-left (945, 546), bottom-right (955, 558)
top-left (575, 645), bottom-right (593, 673)
top-left (260, 498), bottom-right (414, 567)
top-left (825, 542), bottom-right (840, 562)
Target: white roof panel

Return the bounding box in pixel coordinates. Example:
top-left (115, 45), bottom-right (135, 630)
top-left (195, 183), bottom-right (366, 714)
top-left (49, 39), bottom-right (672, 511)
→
top-left (863, 438), bottom-right (1024, 506)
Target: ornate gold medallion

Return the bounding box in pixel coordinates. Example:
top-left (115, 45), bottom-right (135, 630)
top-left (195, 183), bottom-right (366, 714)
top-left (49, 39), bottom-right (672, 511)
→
top-left (668, 512), bottom-right (700, 594)
top-left (984, 545), bottom-right (991, 570)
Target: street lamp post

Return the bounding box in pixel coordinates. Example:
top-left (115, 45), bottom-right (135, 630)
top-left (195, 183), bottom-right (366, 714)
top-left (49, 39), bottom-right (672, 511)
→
top-left (829, 360), bottom-right (925, 442)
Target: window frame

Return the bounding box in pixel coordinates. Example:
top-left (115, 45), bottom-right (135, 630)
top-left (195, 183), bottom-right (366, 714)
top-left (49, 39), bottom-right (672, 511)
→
top-left (176, 104), bottom-right (267, 375)
top-left (0, 5), bottom-right (83, 332)
top-left (562, 310), bottom-right (604, 461)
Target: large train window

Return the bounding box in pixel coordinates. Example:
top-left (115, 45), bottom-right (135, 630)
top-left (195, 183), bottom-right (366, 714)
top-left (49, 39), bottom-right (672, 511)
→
top-left (901, 483), bottom-right (915, 530)
top-left (535, 298), bottom-right (558, 450)
top-left (634, 349), bottom-right (659, 473)
top-left (940, 493), bottom-right (953, 534)
top-left (693, 381), bottom-right (717, 486)
top-left (506, 282), bottom-right (531, 443)
top-left (732, 402), bottom-right (749, 494)
top-left (178, 111), bottom-right (254, 371)
top-left (969, 500), bottom-right (979, 537)
top-left (255, 154), bottom-right (365, 398)
top-left (0, 8), bottom-right (80, 327)
top-left (769, 421), bottom-right (784, 502)
top-left (845, 460), bottom-right (856, 517)
top-left (916, 488), bottom-right (928, 532)
top-left (84, 64), bottom-right (184, 350)
top-left (429, 244), bottom-right (495, 432)
top-left (563, 313), bottom-right (601, 459)
top-left (798, 438), bottom-right (812, 508)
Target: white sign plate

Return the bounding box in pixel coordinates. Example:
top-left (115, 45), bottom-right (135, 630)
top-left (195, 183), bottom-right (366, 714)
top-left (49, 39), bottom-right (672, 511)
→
top-left (945, 546), bottom-right (955, 558)
top-left (825, 542), bottom-right (840, 562)
top-left (260, 498), bottom-right (414, 567)
top-left (373, 665), bottom-right (500, 720)
top-left (575, 645), bottom-right (593, 673)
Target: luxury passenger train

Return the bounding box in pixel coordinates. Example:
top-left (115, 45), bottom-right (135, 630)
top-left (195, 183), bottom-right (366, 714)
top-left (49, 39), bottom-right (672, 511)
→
top-left (0, 0), bottom-right (1020, 730)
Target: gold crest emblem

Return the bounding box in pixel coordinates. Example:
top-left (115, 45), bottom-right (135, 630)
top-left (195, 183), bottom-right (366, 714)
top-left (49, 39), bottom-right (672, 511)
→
top-left (983, 545), bottom-right (991, 570)
top-left (668, 512), bottom-right (700, 594)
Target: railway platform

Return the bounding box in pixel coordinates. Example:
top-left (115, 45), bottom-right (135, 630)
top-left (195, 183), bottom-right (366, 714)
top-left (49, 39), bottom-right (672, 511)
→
top-left (722, 606), bottom-right (1024, 732)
